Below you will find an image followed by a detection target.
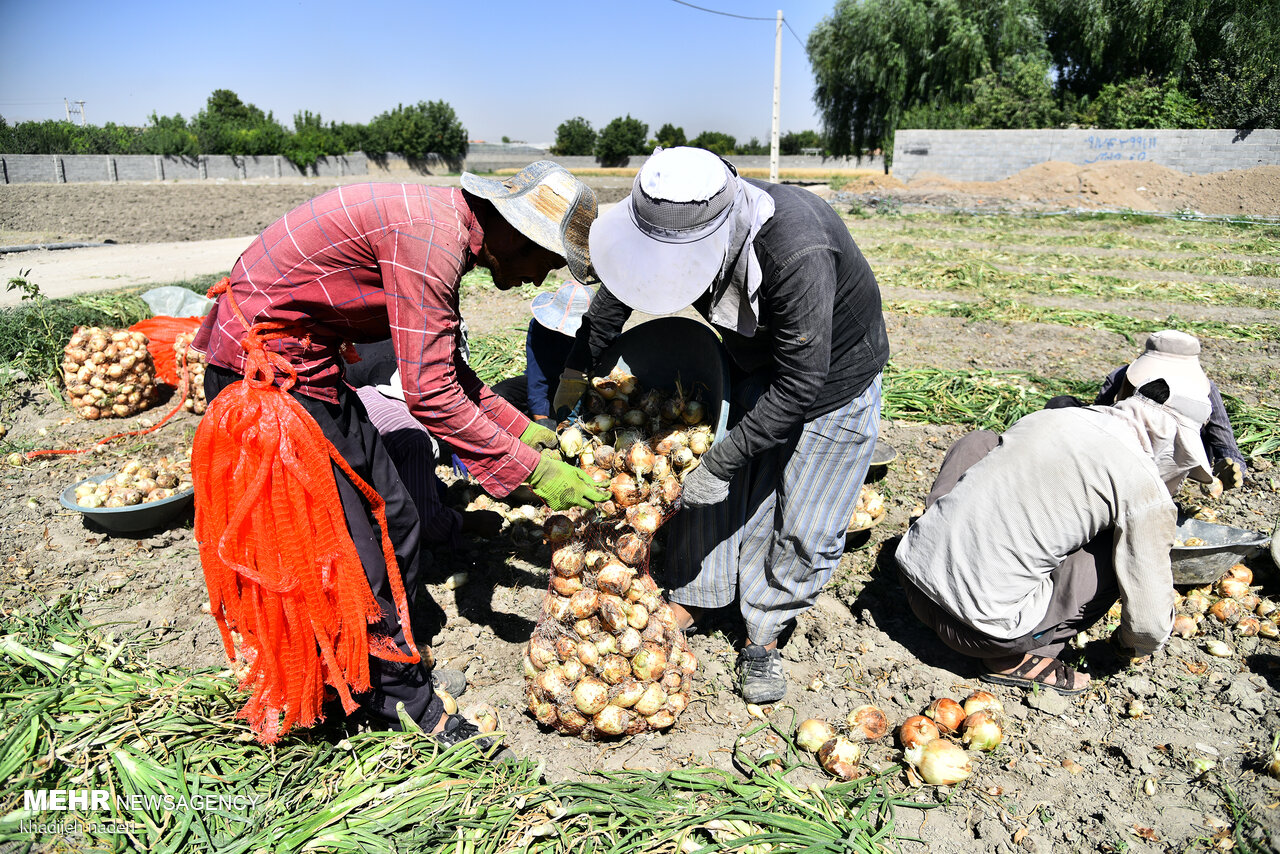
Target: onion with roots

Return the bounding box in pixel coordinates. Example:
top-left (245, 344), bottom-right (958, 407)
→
top-left (615, 533), bottom-right (648, 566)
top-left (610, 473), bottom-right (640, 507)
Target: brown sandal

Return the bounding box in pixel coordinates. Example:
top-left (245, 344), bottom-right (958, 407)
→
top-left (981, 654), bottom-right (1088, 696)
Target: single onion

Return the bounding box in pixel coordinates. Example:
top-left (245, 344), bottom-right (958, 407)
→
top-left (1184, 591), bottom-right (1211, 615)
top-left (528, 636), bottom-right (558, 670)
top-left (559, 426), bottom-right (586, 459)
top-left (653, 429), bottom-right (687, 454)
top-left (534, 666), bottom-right (571, 699)
top-left (910, 738), bottom-right (973, 786)
top-left (1236, 615), bottom-right (1261, 636)
top-left (598, 654), bottom-right (631, 685)
top-left (634, 682), bottom-right (668, 716)
top-left (522, 652), bottom-right (539, 679)
top-left (1239, 592), bottom-right (1261, 613)
top-left (960, 711), bottom-right (1004, 751)
top-left (797, 718), bottom-right (836, 752)
top-left (577, 640), bottom-right (600, 668)
top-left (528, 694), bottom-right (558, 727)
top-left (573, 676), bottom-right (610, 715)
top-left (588, 413), bottom-right (615, 434)
top-left (632, 644), bottom-right (668, 681)
top-left (593, 705), bottom-right (631, 736)
top-left (627, 442), bottom-right (656, 477)
top-left (617, 627), bottom-right (643, 657)
top-left (847, 705), bottom-right (889, 740)
top-left (1217, 577), bottom-right (1250, 600)
top-left (1172, 613), bottom-right (1198, 638)
top-left (574, 618), bottom-right (598, 639)
top-left (569, 589), bottom-right (600, 620)
top-left (898, 715), bottom-right (940, 750)
top-left (817, 737), bottom-right (863, 780)
top-left (660, 397), bottom-right (684, 422)
top-left (615, 533), bottom-right (648, 566)
top-left (646, 710), bottom-right (676, 730)
top-left (612, 679), bottom-right (645, 708)
top-left (561, 658), bottom-right (584, 683)
top-left (659, 475), bottom-right (683, 506)
top-left (1209, 598), bottom-right (1241, 624)
top-left (598, 594), bottom-right (629, 632)
top-left (551, 546), bottom-right (584, 578)
top-left (467, 703), bottom-right (500, 734)
top-left (626, 602), bottom-right (650, 630)
top-left (651, 454), bottom-right (672, 481)
top-left (666, 692), bottom-right (689, 715)
top-left (688, 428), bottom-right (712, 456)
top-left (1225, 564), bottom-right (1253, 585)
top-left (543, 514), bottom-right (575, 544)
top-left (611, 473), bottom-right (640, 507)
top-left (593, 632), bottom-right (617, 655)
top-left (671, 446), bottom-right (696, 470)
top-left (924, 697), bottom-right (966, 734)
top-left (554, 636), bottom-right (578, 661)
top-left (597, 560), bottom-right (635, 596)
top-left (593, 443), bottom-right (616, 469)
top-left (626, 503), bottom-right (662, 535)
top-left (550, 574), bottom-right (583, 597)
top-left (614, 428), bottom-right (643, 454)
top-left (1259, 619), bottom-right (1279, 639)
top-left (961, 690), bottom-right (1004, 717)
top-left (557, 707), bottom-right (588, 735)
top-left (680, 400), bottom-right (706, 425)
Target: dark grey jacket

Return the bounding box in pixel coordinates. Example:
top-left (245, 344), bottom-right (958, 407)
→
top-left (566, 179), bottom-right (889, 479)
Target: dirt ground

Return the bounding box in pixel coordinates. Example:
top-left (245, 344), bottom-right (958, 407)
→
top-left (2, 164), bottom-right (1279, 853)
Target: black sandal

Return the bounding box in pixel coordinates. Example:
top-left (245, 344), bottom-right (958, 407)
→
top-left (981, 654), bottom-right (1088, 696)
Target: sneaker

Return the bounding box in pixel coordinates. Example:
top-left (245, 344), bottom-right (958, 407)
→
top-left (430, 668), bottom-right (467, 698)
top-left (736, 644), bottom-right (787, 704)
top-left (432, 713), bottom-right (516, 762)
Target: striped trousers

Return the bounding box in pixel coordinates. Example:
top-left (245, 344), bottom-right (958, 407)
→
top-left (662, 374), bottom-right (882, 645)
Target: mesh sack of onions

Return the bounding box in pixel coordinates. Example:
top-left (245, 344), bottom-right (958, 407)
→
top-left (523, 368), bottom-right (716, 739)
top-left (61, 326), bottom-right (159, 420)
top-left (174, 331), bottom-right (208, 414)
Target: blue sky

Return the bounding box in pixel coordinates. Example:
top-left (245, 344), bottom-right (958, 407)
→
top-left (0, 0), bottom-right (836, 147)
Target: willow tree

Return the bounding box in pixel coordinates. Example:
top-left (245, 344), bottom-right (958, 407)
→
top-left (807, 0), bottom-right (1043, 162)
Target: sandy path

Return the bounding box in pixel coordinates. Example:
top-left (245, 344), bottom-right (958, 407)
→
top-left (0, 237), bottom-right (251, 306)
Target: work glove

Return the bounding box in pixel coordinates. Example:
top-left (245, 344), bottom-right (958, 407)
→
top-left (1212, 458), bottom-right (1243, 491)
top-left (553, 369), bottom-right (589, 420)
top-left (680, 463), bottom-right (730, 507)
top-left (519, 421), bottom-right (559, 452)
top-left (525, 455), bottom-right (609, 511)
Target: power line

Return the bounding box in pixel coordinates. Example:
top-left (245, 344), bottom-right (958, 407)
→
top-left (668, 0), bottom-right (774, 21)
top-left (667, 1), bottom-right (807, 49)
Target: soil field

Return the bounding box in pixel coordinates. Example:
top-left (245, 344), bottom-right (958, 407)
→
top-left (1, 165), bottom-right (1279, 853)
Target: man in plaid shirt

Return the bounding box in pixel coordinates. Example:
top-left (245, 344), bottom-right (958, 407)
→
top-left (193, 162), bottom-right (608, 747)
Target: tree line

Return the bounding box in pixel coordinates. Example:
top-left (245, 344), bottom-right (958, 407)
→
top-left (550, 116), bottom-right (828, 165)
top-left (0, 90), bottom-right (468, 171)
top-left (807, 0), bottom-right (1279, 162)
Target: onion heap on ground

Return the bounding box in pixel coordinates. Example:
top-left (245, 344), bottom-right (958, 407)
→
top-left (523, 367), bottom-right (715, 739)
top-left (849, 484), bottom-right (886, 531)
top-left (173, 331), bottom-right (208, 414)
top-left (74, 453), bottom-right (193, 508)
top-left (1171, 564), bottom-right (1278, 641)
top-left (61, 326), bottom-right (159, 420)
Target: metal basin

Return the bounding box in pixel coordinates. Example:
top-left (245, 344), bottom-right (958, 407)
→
top-left (59, 473), bottom-right (195, 535)
top-left (1170, 515), bottom-right (1270, 586)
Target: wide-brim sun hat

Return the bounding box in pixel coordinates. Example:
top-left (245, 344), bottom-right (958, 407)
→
top-left (531, 281), bottom-right (594, 336)
top-left (461, 161), bottom-right (599, 285)
top-left (589, 147), bottom-right (738, 315)
top-left (1126, 329), bottom-right (1211, 405)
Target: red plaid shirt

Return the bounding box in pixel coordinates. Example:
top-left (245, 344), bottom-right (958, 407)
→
top-left (192, 183), bottom-right (539, 495)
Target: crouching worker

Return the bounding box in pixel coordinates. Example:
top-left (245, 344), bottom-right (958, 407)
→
top-left (189, 165), bottom-right (608, 747)
top-left (894, 351), bottom-right (1216, 696)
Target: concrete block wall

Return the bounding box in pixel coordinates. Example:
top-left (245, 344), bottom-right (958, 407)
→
top-left (0, 152), bottom-right (368, 184)
top-left (892, 129), bottom-right (1280, 182)
top-left (460, 150), bottom-right (885, 174)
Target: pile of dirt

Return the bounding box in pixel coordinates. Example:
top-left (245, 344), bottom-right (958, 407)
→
top-left (899, 162), bottom-right (1280, 215)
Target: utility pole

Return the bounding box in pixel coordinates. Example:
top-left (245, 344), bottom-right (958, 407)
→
top-left (769, 10), bottom-right (782, 183)
top-left (64, 98), bottom-right (86, 126)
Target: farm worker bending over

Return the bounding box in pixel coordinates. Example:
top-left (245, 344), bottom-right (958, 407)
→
top-left (191, 164), bottom-right (608, 745)
top-left (555, 147), bottom-right (890, 704)
top-left (893, 345), bottom-right (1216, 696)
top-left (1046, 329), bottom-right (1247, 493)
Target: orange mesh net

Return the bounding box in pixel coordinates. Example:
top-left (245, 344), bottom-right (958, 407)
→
top-left (129, 316), bottom-right (203, 386)
top-left (193, 278), bottom-right (419, 743)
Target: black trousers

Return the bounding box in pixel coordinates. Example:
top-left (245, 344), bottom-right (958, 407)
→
top-left (204, 365), bottom-right (444, 731)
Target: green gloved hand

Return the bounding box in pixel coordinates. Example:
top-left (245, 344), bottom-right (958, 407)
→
top-left (525, 455), bottom-right (609, 511)
top-left (519, 421), bottom-right (559, 452)
top-left (553, 369), bottom-right (589, 420)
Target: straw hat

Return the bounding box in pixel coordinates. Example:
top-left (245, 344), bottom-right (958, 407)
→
top-left (461, 161), bottom-right (599, 285)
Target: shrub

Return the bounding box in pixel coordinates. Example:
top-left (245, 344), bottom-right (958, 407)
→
top-left (595, 115), bottom-right (649, 166)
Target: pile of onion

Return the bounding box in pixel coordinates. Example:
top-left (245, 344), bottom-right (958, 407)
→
top-left (173, 332), bottom-right (208, 414)
top-left (61, 326), bottom-right (160, 419)
top-left (74, 454), bottom-right (193, 508)
top-left (902, 690), bottom-right (1005, 785)
top-left (524, 369), bottom-right (712, 740)
top-left (1172, 564), bottom-right (1277, 640)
